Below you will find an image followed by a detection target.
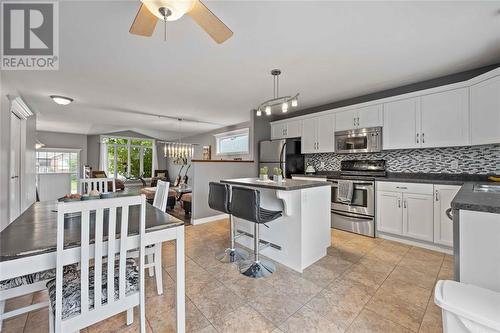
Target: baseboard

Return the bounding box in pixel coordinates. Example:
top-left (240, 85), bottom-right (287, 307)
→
top-left (192, 213), bottom-right (228, 225)
top-left (377, 232), bottom-right (453, 255)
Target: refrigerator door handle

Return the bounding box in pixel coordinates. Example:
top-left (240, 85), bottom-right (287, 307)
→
top-left (279, 142), bottom-right (286, 178)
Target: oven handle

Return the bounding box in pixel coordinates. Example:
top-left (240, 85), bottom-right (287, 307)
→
top-left (329, 183), bottom-right (373, 190)
top-left (331, 210), bottom-right (374, 221)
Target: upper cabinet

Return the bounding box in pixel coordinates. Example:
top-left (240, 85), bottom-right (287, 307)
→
top-left (301, 114), bottom-right (335, 154)
top-left (271, 119), bottom-right (302, 140)
top-left (420, 88), bottom-right (469, 148)
top-left (470, 75), bottom-right (500, 145)
top-left (335, 105), bottom-right (383, 131)
top-left (383, 88), bottom-right (469, 150)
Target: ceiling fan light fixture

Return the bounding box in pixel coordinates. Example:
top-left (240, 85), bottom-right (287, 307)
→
top-left (50, 95), bottom-right (73, 105)
top-left (141, 0), bottom-right (196, 21)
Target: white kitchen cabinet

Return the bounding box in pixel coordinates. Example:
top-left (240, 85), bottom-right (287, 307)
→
top-left (271, 119), bottom-right (302, 140)
top-left (470, 75), bottom-right (500, 145)
top-left (420, 88), bottom-right (469, 148)
top-left (402, 193), bottom-right (434, 242)
top-left (383, 98), bottom-right (420, 150)
top-left (434, 185), bottom-right (461, 247)
top-left (335, 105), bottom-right (383, 131)
top-left (301, 114), bottom-right (335, 153)
top-left (376, 191), bottom-right (403, 235)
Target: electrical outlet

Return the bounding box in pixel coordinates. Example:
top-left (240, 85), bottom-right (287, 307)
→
top-left (451, 160), bottom-right (459, 169)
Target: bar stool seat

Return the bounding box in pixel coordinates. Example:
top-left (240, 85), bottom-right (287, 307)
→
top-left (230, 186), bottom-right (282, 278)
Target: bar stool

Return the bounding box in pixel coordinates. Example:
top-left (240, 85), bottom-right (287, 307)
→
top-left (208, 182), bottom-right (249, 263)
top-left (230, 186), bottom-right (282, 278)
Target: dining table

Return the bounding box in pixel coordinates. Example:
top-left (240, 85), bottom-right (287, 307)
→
top-left (0, 199), bottom-right (186, 332)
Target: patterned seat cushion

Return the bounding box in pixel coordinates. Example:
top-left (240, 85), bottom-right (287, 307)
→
top-left (0, 269), bottom-right (56, 291)
top-left (46, 259), bottom-right (139, 319)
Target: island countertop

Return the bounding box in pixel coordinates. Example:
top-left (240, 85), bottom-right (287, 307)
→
top-left (220, 177), bottom-right (331, 191)
top-left (451, 182), bottom-right (500, 214)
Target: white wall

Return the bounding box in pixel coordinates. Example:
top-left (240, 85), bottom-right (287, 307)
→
top-left (0, 96), bottom-right (10, 231)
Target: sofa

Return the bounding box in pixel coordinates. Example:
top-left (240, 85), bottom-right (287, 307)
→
top-left (91, 171), bottom-right (125, 191)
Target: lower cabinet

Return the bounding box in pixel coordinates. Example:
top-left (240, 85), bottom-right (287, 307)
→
top-left (376, 181), bottom-right (458, 249)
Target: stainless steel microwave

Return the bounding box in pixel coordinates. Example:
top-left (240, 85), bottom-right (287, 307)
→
top-left (334, 127), bottom-right (382, 154)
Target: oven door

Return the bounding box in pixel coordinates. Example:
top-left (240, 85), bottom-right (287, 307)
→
top-left (329, 180), bottom-right (374, 216)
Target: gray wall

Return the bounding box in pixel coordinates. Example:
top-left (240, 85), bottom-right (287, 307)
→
top-left (0, 96), bottom-right (9, 231)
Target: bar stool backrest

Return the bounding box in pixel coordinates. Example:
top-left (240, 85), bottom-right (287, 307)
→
top-left (230, 186), bottom-right (260, 223)
top-left (208, 182), bottom-right (231, 214)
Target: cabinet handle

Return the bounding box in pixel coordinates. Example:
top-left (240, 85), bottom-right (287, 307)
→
top-left (395, 186), bottom-right (407, 189)
top-left (357, 117), bottom-right (360, 126)
top-left (398, 199), bottom-right (401, 208)
top-left (422, 133), bottom-right (425, 143)
top-left (435, 190), bottom-right (439, 201)
top-left (403, 200), bottom-right (407, 209)
top-left (416, 133), bottom-right (419, 144)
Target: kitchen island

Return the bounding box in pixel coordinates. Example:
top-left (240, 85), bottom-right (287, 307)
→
top-left (220, 177), bottom-right (331, 272)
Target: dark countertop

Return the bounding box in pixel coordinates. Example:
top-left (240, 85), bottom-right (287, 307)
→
top-left (221, 178), bottom-right (331, 191)
top-left (292, 172), bottom-right (490, 185)
top-left (451, 183), bottom-right (500, 214)
top-left (0, 200), bottom-right (184, 262)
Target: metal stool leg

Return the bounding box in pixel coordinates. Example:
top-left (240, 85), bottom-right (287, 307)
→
top-left (216, 215), bottom-right (248, 263)
top-left (238, 222), bottom-right (276, 278)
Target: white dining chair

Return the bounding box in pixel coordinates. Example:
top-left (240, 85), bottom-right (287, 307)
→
top-left (47, 195), bottom-right (147, 333)
top-left (78, 178), bottom-right (116, 194)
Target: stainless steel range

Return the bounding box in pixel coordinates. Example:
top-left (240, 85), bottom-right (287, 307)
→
top-left (329, 160), bottom-right (386, 237)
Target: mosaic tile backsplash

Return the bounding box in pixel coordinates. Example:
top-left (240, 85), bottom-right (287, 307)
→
top-left (305, 144), bottom-right (500, 174)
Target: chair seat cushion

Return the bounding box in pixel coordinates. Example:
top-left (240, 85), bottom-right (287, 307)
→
top-left (182, 193), bottom-right (192, 202)
top-left (259, 208), bottom-right (282, 223)
top-left (46, 259), bottom-right (139, 319)
top-left (0, 269), bottom-right (56, 291)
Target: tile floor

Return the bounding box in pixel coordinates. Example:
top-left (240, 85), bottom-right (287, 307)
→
top-left (3, 219), bottom-right (452, 333)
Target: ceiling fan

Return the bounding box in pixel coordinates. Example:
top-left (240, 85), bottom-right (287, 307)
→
top-left (129, 0), bottom-right (233, 44)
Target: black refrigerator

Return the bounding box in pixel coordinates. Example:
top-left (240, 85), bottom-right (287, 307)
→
top-left (258, 139), bottom-right (304, 178)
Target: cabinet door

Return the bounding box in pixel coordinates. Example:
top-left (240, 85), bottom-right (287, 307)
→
top-left (285, 119), bottom-right (302, 138)
top-left (335, 110), bottom-right (357, 131)
top-left (434, 185), bottom-right (460, 247)
top-left (357, 104), bottom-right (383, 128)
top-left (301, 117), bottom-right (317, 154)
top-left (420, 88), bottom-right (469, 148)
top-left (271, 123), bottom-right (285, 140)
top-left (383, 98), bottom-right (420, 150)
top-left (376, 191), bottom-right (403, 235)
top-left (403, 193), bottom-right (434, 242)
top-left (470, 75), bottom-right (500, 145)
top-left (316, 114), bottom-right (335, 153)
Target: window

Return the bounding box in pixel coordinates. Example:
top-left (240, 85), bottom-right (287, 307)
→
top-left (36, 150), bottom-right (79, 193)
top-left (103, 136), bottom-right (154, 180)
top-left (215, 128), bottom-right (250, 155)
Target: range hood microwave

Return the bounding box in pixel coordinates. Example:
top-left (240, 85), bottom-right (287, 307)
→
top-left (334, 127), bottom-right (382, 154)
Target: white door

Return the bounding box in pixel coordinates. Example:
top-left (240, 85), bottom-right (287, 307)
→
top-left (335, 110), bottom-right (356, 131)
top-left (357, 104), bottom-right (383, 128)
top-left (402, 193), bottom-right (434, 242)
top-left (271, 123), bottom-right (285, 140)
top-left (383, 98), bottom-right (420, 150)
top-left (301, 117), bottom-right (317, 153)
top-left (316, 114), bottom-right (335, 153)
top-left (376, 191), bottom-right (403, 235)
top-left (10, 113), bottom-right (21, 222)
top-left (420, 88), bottom-right (469, 148)
top-left (286, 119), bottom-right (302, 138)
top-left (470, 75), bottom-right (500, 145)
top-left (434, 185), bottom-right (461, 247)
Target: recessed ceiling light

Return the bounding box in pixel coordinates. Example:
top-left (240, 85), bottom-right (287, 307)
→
top-left (50, 95), bottom-right (73, 105)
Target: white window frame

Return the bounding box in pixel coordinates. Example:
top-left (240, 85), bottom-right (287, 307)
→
top-left (101, 135), bottom-right (155, 180)
top-left (214, 128), bottom-right (250, 156)
top-left (36, 148), bottom-right (81, 194)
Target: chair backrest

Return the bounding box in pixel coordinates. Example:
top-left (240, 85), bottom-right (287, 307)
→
top-left (208, 182), bottom-right (230, 214)
top-left (229, 186), bottom-right (260, 223)
top-left (79, 178), bottom-right (116, 194)
top-left (153, 180), bottom-right (170, 212)
top-left (154, 170), bottom-right (169, 179)
top-left (54, 195), bottom-right (146, 332)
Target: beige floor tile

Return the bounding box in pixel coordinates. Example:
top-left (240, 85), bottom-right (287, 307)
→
top-left (306, 278), bottom-right (372, 331)
top-left (265, 270), bottom-right (322, 304)
top-left (4, 294), bottom-right (33, 312)
top-left (212, 304), bottom-right (276, 333)
top-left (206, 262), bottom-right (243, 283)
top-left (279, 305), bottom-right (343, 333)
top-left (314, 254), bottom-right (353, 276)
top-left (248, 285), bottom-right (303, 326)
top-left (189, 284), bottom-right (245, 323)
top-left (1, 314), bottom-right (28, 333)
top-left (145, 269), bottom-right (176, 298)
top-left (148, 299), bottom-right (211, 333)
top-left (347, 309), bottom-right (412, 333)
top-left (23, 308), bottom-right (49, 333)
top-left (375, 277), bottom-right (432, 309)
top-left (398, 256), bottom-right (442, 276)
top-left (224, 274), bottom-right (272, 301)
top-left (300, 262), bottom-right (343, 288)
top-left (87, 310), bottom-right (153, 333)
top-left (419, 298), bottom-right (443, 333)
top-left (387, 265), bottom-right (438, 290)
top-left (191, 324), bottom-right (219, 333)
top-left (327, 246), bottom-right (364, 264)
top-left (341, 257), bottom-right (395, 295)
top-left (365, 246), bottom-right (406, 265)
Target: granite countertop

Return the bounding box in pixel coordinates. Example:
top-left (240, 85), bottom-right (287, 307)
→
top-left (220, 178), bottom-right (331, 191)
top-left (451, 182), bottom-right (500, 214)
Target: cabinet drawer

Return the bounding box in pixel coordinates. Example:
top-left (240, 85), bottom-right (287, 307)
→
top-left (376, 181), bottom-right (433, 195)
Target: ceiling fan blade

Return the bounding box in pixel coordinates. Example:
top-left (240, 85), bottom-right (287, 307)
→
top-left (129, 3), bottom-right (158, 37)
top-left (187, 0), bottom-right (233, 44)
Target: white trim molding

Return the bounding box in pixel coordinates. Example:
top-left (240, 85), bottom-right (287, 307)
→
top-left (192, 213), bottom-right (228, 225)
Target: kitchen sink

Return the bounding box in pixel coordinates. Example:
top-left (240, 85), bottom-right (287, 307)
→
top-left (473, 184), bottom-right (500, 193)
